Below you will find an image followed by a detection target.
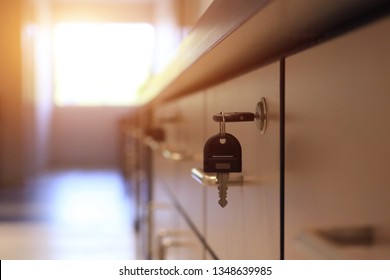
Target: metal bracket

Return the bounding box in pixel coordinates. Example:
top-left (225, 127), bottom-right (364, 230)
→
top-left (191, 168), bottom-right (243, 187)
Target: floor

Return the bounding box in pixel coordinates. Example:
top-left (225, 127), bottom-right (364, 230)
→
top-left (0, 169), bottom-right (137, 259)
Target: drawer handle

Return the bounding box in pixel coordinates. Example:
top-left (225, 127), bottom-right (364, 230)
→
top-left (144, 136), bottom-right (192, 161)
top-left (157, 229), bottom-right (188, 260)
top-left (191, 168), bottom-right (243, 187)
top-left (144, 136), bottom-right (160, 150)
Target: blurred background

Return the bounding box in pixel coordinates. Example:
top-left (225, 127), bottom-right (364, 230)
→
top-left (0, 0), bottom-right (212, 259)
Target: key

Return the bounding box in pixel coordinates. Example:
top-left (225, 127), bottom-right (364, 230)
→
top-left (204, 133), bottom-right (242, 207)
top-left (217, 173), bottom-right (229, 207)
top-left (212, 112), bottom-right (255, 122)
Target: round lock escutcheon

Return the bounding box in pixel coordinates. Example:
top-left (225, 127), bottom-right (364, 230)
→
top-left (255, 97), bottom-right (267, 134)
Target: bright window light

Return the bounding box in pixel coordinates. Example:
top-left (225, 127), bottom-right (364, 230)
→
top-left (53, 22), bottom-right (154, 106)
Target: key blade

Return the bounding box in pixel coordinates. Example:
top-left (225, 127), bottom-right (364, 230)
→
top-left (218, 184), bottom-right (228, 207)
top-left (217, 173), bottom-right (229, 186)
top-left (217, 173), bottom-right (229, 208)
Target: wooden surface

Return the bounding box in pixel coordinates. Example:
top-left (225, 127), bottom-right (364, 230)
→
top-left (143, 0), bottom-right (388, 106)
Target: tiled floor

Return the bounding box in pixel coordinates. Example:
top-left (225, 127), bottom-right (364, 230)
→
top-left (0, 169), bottom-right (137, 259)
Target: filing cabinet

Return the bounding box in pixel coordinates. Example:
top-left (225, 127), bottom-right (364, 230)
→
top-left (150, 63), bottom-right (281, 260)
top-left (137, 1), bottom-right (390, 260)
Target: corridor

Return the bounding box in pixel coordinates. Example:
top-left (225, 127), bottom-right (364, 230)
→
top-left (0, 169), bottom-right (136, 259)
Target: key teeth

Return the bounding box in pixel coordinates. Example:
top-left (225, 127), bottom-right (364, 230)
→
top-left (217, 173), bottom-right (229, 208)
top-left (219, 199), bottom-right (228, 208)
top-left (218, 185), bottom-right (228, 208)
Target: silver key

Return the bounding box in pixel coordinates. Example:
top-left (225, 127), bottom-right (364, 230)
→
top-left (217, 173), bottom-right (229, 207)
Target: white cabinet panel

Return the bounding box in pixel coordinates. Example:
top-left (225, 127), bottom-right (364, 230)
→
top-left (285, 17), bottom-right (390, 259)
top-left (153, 93), bottom-right (206, 236)
top-left (153, 101), bottom-right (181, 194)
top-left (152, 95), bottom-right (205, 259)
top-left (175, 94), bottom-right (205, 236)
top-left (151, 179), bottom-right (204, 260)
top-left (205, 63), bottom-right (280, 259)
top-left (151, 102), bottom-right (180, 259)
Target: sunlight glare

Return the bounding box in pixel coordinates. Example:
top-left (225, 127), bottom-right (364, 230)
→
top-left (54, 22), bottom-right (154, 106)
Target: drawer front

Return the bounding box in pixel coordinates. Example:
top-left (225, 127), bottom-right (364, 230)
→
top-left (175, 93), bottom-right (205, 235)
top-left (285, 17), bottom-right (390, 259)
top-left (153, 101), bottom-right (180, 194)
top-left (152, 95), bottom-right (205, 259)
top-left (153, 93), bottom-right (205, 235)
top-left (205, 63), bottom-right (280, 259)
top-left (151, 179), bottom-right (204, 259)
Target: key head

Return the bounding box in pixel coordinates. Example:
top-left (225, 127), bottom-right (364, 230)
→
top-left (203, 133), bottom-right (242, 173)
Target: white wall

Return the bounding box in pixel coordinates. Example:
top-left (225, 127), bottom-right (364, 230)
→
top-left (50, 107), bottom-right (132, 169)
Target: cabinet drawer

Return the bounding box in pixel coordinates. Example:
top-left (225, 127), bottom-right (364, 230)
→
top-left (151, 179), bottom-right (203, 259)
top-left (205, 63), bottom-right (280, 259)
top-left (175, 94), bottom-right (205, 235)
top-left (152, 94), bottom-right (206, 259)
top-left (153, 101), bottom-right (180, 193)
top-left (285, 17), bottom-right (390, 259)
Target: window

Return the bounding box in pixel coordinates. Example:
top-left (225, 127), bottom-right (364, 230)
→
top-left (53, 22), bottom-right (154, 106)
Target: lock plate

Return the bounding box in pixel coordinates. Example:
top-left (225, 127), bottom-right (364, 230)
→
top-left (255, 97), bottom-right (267, 134)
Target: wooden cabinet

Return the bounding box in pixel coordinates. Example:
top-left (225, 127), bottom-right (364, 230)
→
top-left (285, 17), bottom-right (390, 259)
